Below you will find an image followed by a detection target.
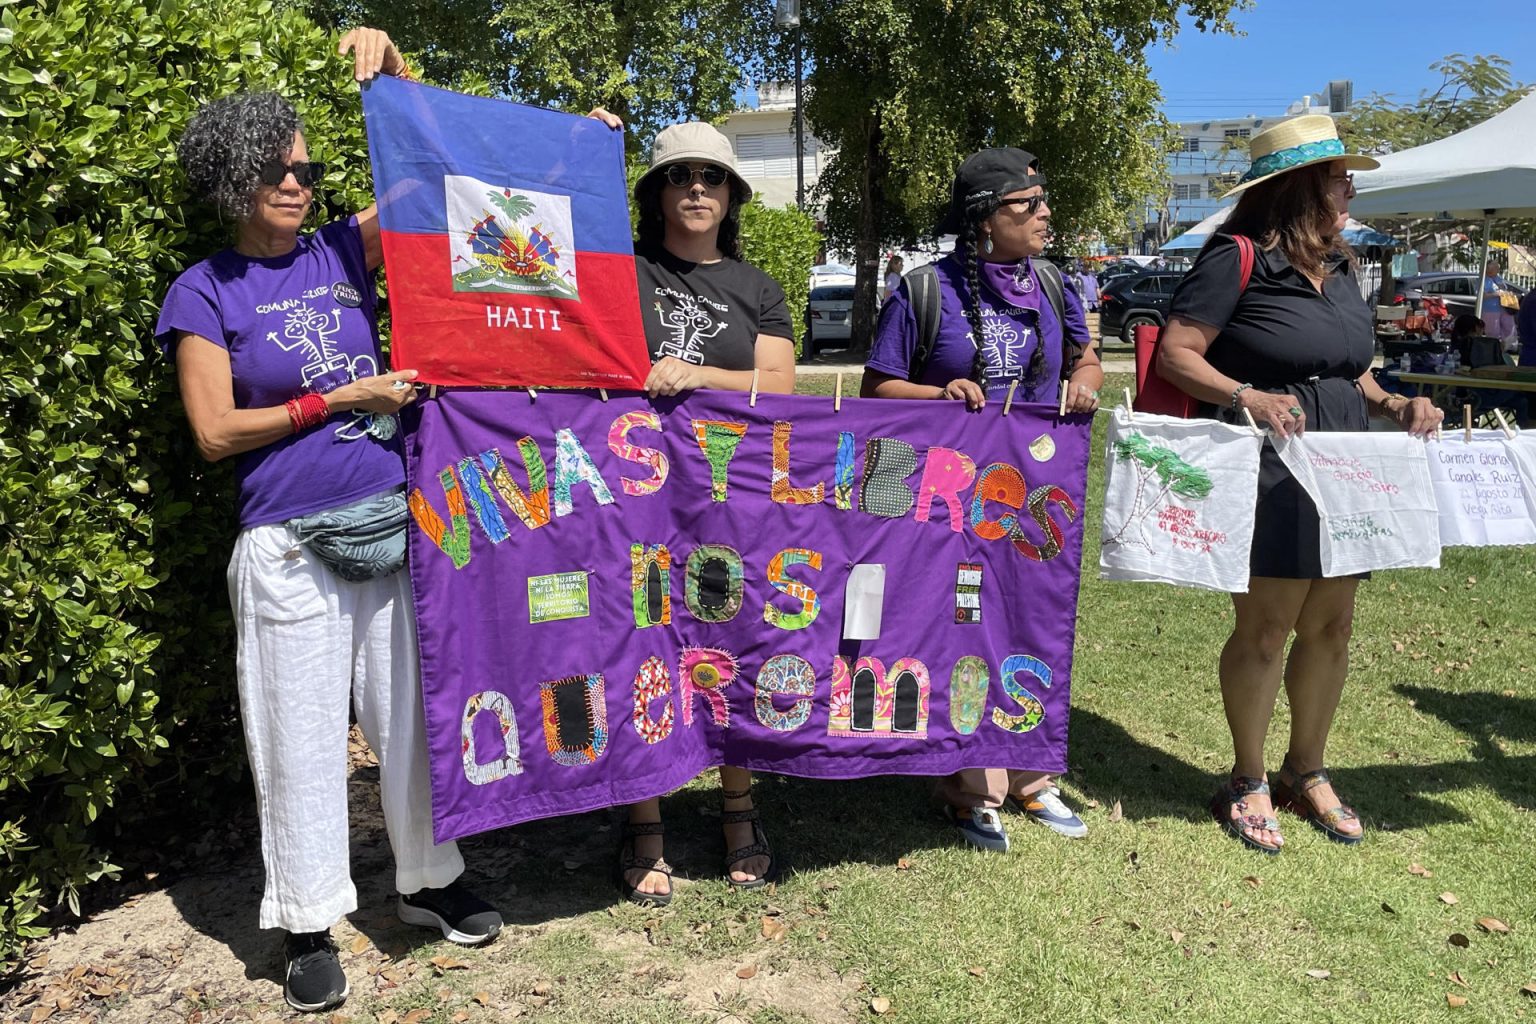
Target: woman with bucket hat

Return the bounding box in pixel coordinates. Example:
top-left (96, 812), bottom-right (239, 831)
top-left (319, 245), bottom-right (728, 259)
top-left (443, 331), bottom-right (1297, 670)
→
top-left (861, 147), bottom-right (1103, 853)
top-left (619, 122), bottom-right (794, 905)
top-left (1156, 115), bottom-right (1441, 854)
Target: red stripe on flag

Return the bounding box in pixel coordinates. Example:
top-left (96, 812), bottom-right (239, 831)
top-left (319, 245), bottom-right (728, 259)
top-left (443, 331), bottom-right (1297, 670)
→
top-left (382, 231), bottom-right (651, 388)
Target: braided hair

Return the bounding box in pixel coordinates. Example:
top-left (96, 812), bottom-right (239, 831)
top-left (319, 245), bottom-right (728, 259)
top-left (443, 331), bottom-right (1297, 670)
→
top-left (955, 195), bottom-right (1050, 393)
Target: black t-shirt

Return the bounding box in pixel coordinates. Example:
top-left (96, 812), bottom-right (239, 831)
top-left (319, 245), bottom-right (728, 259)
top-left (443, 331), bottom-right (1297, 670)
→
top-left (1168, 235), bottom-right (1374, 389)
top-left (633, 244), bottom-right (794, 370)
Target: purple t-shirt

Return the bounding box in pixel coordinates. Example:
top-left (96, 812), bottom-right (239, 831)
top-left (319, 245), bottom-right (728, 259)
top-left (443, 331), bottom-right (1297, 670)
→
top-left (155, 218), bottom-right (404, 529)
top-left (866, 254), bottom-right (1089, 402)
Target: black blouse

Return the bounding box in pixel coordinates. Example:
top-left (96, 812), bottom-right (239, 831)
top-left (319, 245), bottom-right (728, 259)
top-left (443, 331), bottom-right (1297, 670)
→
top-left (1169, 235), bottom-right (1374, 389)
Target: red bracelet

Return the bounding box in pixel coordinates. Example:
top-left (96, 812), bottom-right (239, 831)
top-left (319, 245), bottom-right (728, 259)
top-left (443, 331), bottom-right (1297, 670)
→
top-left (285, 392), bottom-right (331, 434)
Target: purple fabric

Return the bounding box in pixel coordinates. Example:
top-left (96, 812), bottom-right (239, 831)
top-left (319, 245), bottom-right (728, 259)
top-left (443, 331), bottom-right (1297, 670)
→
top-left (155, 218), bottom-right (403, 527)
top-left (405, 389), bottom-right (1091, 841)
top-left (867, 255), bottom-right (1089, 402)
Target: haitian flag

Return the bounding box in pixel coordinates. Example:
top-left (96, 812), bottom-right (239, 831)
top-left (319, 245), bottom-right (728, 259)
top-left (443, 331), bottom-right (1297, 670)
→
top-left (362, 76), bottom-right (651, 388)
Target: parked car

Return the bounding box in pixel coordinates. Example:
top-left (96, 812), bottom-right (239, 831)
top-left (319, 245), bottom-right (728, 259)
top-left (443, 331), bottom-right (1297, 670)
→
top-left (1098, 269), bottom-right (1187, 343)
top-left (804, 283), bottom-right (854, 356)
top-left (1394, 272), bottom-right (1525, 317)
top-left (1096, 261), bottom-right (1144, 289)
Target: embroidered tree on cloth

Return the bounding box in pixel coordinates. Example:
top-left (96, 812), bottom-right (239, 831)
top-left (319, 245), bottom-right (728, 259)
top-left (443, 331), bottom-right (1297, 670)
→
top-left (1105, 433), bottom-right (1215, 550)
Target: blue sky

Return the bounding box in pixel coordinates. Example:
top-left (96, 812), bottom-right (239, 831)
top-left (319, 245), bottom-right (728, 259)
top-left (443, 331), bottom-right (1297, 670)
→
top-left (1147, 0), bottom-right (1536, 120)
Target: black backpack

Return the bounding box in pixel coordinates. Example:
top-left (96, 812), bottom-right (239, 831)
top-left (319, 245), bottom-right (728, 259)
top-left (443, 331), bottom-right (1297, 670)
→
top-left (904, 258), bottom-right (1068, 384)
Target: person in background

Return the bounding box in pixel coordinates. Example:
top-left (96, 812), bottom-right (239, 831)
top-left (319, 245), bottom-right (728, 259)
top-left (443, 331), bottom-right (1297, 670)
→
top-left (1080, 261), bottom-right (1101, 312)
top-left (882, 254), bottom-right (905, 306)
top-left (1520, 288), bottom-right (1536, 368)
top-left (1156, 116), bottom-right (1441, 856)
top-left (619, 121), bottom-right (794, 905)
top-left (1480, 260), bottom-right (1517, 345)
top-left (155, 29), bottom-right (523, 1013)
top-left (861, 148), bottom-right (1103, 853)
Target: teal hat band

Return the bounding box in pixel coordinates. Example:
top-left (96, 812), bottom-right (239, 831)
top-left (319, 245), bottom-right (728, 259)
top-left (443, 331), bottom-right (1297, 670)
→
top-left (1238, 138), bottom-right (1345, 184)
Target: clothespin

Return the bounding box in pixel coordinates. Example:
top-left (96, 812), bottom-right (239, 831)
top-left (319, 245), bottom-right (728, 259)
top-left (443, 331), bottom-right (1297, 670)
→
top-left (834, 372), bottom-right (843, 413)
top-left (1493, 408), bottom-right (1517, 439)
top-left (1003, 380), bottom-right (1018, 417)
top-left (750, 368), bottom-right (760, 408)
top-left (1058, 382), bottom-right (1069, 418)
top-left (599, 388), bottom-right (609, 402)
top-left (428, 384), bottom-right (439, 400)
top-left (1464, 404), bottom-right (1473, 443)
top-left (528, 387), bottom-right (537, 402)
top-left (1242, 408), bottom-right (1262, 435)
top-left (1122, 386), bottom-right (1135, 422)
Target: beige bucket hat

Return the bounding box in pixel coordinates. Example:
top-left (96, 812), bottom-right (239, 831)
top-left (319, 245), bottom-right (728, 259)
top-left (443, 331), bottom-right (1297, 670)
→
top-left (1223, 114), bottom-right (1379, 199)
top-left (635, 121), bottom-right (753, 199)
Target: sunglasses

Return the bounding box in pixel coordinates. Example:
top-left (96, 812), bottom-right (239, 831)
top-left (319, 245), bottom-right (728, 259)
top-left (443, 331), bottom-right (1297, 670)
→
top-left (998, 192), bottom-right (1049, 215)
top-left (664, 163), bottom-right (730, 189)
top-left (258, 159), bottom-right (327, 188)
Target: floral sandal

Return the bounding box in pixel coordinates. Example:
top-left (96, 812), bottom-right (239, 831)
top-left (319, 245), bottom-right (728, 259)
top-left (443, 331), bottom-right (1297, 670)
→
top-left (1210, 773), bottom-right (1284, 855)
top-left (616, 820), bottom-right (674, 907)
top-left (1273, 764), bottom-right (1363, 846)
top-left (720, 787), bottom-right (778, 890)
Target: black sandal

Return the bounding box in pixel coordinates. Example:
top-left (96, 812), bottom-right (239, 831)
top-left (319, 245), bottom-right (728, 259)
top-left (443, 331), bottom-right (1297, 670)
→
top-left (721, 787), bottom-right (778, 890)
top-left (616, 820), bottom-right (674, 907)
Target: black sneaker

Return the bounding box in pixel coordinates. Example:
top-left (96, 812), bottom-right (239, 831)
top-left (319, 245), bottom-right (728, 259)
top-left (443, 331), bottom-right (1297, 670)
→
top-left (397, 882), bottom-right (502, 946)
top-left (283, 930), bottom-right (347, 1013)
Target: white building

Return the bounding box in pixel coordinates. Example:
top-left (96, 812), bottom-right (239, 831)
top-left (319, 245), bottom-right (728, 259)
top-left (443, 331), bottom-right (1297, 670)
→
top-left (718, 83), bottom-right (830, 210)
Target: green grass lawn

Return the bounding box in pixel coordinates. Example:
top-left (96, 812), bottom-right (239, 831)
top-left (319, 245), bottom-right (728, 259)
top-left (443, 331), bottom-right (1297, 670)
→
top-left (389, 373), bottom-right (1536, 1024)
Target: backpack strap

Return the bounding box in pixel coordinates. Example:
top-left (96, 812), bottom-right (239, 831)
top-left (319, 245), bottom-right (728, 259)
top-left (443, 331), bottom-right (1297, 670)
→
top-left (905, 263), bottom-right (943, 384)
top-left (1031, 258), bottom-right (1076, 380)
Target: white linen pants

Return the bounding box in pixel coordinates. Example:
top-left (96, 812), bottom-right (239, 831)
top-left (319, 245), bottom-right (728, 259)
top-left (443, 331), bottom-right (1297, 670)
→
top-left (229, 523), bottom-right (464, 933)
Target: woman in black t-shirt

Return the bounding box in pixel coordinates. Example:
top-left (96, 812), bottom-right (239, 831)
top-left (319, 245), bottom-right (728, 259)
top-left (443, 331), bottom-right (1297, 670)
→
top-left (1157, 117), bottom-right (1440, 855)
top-left (620, 122), bottom-right (794, 906)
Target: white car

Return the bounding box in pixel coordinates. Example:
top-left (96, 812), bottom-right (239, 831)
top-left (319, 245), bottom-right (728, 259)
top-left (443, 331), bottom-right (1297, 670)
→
top-left (805, 283), bottom-right (854, 356)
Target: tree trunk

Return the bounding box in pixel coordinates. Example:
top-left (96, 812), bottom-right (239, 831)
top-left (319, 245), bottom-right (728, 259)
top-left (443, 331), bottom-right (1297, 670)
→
top-left (850, 117), bottom-right (883, 351)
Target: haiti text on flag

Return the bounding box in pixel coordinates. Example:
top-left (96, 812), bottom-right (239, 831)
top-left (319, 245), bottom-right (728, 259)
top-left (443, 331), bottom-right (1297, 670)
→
top-left (405, 390), bottom-right (1092, 842)
top-left (362, 76), bottom-right (650, 388)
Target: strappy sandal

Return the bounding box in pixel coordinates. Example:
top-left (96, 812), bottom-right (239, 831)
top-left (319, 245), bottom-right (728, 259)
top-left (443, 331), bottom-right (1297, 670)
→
top-left (616, 820), bottom-right (674, 907)
top-left (1273, 763), bottom-right (1363, 846)
top-left (720, 787), bottom-right (778, 890)
top-left (1209, 772), bottom-right (1284, 855)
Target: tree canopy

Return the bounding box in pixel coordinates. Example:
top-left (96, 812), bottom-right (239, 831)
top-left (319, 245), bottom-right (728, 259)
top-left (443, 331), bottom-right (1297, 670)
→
top-left (1339, 54), bottom-right (1529, 156)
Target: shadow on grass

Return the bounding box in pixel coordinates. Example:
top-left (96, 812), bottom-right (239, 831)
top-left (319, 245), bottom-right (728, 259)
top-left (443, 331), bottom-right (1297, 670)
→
top-left (1068, 708), bottom-right (1216, 823)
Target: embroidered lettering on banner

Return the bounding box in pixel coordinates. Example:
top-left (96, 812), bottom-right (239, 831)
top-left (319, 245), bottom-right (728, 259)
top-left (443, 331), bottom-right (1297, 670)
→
top-left (827, 656), bottom-right (930, 738)
top-left (629, 543), bottom-right (671, 628)
top-left (948, 656), bottom-right (989, 735)
top-left (834, 430), bottom-right (856, 510)
top-left (771, 421), bottom-right (826, 505)
top-left (483, 438), bottom-right (552, 531)
top-left (692, 419), bottom-right (748, 502)
top-left (679, 646), bottom-right (736, 728)
top-left (457, 454), bottom-right (511, 543)
top-left (552, 427), bottom-right (616, 517)
top-left (991, 654), bottom-right (1049, 734)
top-left (754, 654), bottom-right (816, 731)
top-left (631, 655), bottom-right (675, 744)
top-left (763, 548), bottom-right (822, 631)
top-left (409, 465), bottom-right (472, 569)
top-left (859, 437), bottom-right (917, 519)
top-left (915, 447), bottom-right (977, 533)
top-left (971, 462), bottom-right (1077, 562)
top-left (608, 411), bottom-right (670, 496)
top-left (461, 689), bottom-right (521, 785)
top-left (684, 543), bottom-right (744, 622)
top-left (539, 673), bottom-right (610, 766)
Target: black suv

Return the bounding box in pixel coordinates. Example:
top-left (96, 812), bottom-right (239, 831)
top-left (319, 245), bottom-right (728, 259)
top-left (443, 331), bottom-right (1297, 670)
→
top-left (1098, 269), bottom-right (1187, 343)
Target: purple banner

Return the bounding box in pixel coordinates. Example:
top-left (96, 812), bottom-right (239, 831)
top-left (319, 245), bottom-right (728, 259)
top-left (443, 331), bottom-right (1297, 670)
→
top-left (405, 389), bottom-right (1091, 842)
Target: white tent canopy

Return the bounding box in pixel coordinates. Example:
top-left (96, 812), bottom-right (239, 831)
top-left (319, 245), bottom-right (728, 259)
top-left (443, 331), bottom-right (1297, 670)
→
top-left (1350, 90), bottom-right (1536, 219)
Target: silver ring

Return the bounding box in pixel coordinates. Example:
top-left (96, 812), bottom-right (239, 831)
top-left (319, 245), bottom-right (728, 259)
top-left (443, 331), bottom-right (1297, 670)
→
top-left (391, 380), bottom-right (411, 392)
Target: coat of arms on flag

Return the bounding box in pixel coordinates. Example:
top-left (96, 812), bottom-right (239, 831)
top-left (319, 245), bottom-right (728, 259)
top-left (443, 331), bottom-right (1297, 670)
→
top-left (362, 76), bottom-right (651, 388)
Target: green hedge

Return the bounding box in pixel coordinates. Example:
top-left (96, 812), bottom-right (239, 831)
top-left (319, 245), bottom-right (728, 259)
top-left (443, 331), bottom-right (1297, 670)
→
top-left (740, 200), bottom-right (822, 356)
top-left (0, 0), bottom-right (378, 970)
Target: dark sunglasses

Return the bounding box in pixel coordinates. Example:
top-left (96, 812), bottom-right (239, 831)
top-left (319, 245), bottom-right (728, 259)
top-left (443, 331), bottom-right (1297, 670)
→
top-left (258, 159), bottom-right (326, 188)
top-left (664, 163), bottom-right (730, 189)
top-left (998, 192), bottom-right (1049, 215)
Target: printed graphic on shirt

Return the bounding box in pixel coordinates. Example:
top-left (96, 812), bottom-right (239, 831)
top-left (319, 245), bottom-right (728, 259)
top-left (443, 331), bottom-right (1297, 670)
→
top-left (969, 307), bottom-right (1036, 391)
top-left (266, 301), bottom-right (387, 443)
top-left (445, 174), bottom-right (578, 300)
top-left (653, 289), bottom-right (730, 365)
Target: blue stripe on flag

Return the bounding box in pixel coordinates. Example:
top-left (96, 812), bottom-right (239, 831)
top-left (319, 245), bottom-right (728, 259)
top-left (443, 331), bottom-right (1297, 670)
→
top-left (362, 76), bottom-right (633, 255)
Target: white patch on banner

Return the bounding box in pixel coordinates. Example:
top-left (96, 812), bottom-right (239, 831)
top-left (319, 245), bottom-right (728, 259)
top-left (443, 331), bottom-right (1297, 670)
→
top-left (1099, 409), bottom-right (1264, 592)
top-left (445, 174), bottom-right (578, 299)
top-left (1426, 431), bottom-right (1536, 547)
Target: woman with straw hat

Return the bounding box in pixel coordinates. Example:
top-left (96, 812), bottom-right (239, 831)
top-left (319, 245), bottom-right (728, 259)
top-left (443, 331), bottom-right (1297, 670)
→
top-left (1156, 115), bottom-right (1441, 854)
top-left (618, 121), bottom-right (794, 905)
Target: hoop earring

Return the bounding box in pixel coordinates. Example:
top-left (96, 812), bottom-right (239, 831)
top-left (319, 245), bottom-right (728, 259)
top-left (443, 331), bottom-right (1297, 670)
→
top-left (981, 235), bottom-right (994, 255)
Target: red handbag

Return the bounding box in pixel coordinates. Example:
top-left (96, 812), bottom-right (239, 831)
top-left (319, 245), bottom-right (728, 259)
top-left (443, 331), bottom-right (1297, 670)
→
top-left (1133, 235), bottom-right (1255, 417)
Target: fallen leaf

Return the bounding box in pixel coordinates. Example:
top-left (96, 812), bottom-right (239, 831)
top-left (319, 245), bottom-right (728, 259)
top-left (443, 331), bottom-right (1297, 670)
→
top-left (402, 1011), bottom-right (432, 1024)
top-left (349, 935), bottom-right (371, 955)
top-left (473, 992), bottom-right (491, 1006)
top-left (1170, 928), bottom-right (1185, 943)
top-left (1477, 917), bottom-right (1511, 934)
top-left (1450, 971), bottom-right (1469, 988)
top-left (531, 982), bottom-right (553, 997)
top-left (1085, 799), bottom-right (1100, 809)
top-left (1447, 993), bottom-right (1468, 1008)
top-left (870, 996), bottom-right (891, 1014)
top-left (761, 917), bottom-right (788, 942)
top-left (451, 1013), bottom-right (470, 1024)
top-left (1306, 969), bottom-right (1332, 980)
top-left (896, 858), bottom-right (914, 871)
top-left (1381, 902), bottom-right (1397, 915)
top-left (1127, 850), bottom-right (1139, 867)
top-left (1107, 800), bottom-right (1123, 822)
top-left (328, 1014), bottom-right (349, 1024)
top-left (736, 965), bottom-right (758, 980)
top-left (1243, 876), bottom-right (1262, 889)
top-left (437, 986), bottom-right (454, 1001)
top-left (431, 955), bottom-right (469, 972)
top-left (1449, 933), bottom-right (1471, 948)
top-left (562, 859), bottom-right (580, 870)
top-left (1220, 899), bottom-right (1233, 910)
top-left (968, 966), bottom-right (987, 978)
top-left (1520, 982), bottom-right (1536, 997)
top-left (1440, 892), bottom-right (1460, 905)
top-left (1409, 863), bottom-right (1433, 878)
top-left (1123, 920), bottom-right (1142, 931)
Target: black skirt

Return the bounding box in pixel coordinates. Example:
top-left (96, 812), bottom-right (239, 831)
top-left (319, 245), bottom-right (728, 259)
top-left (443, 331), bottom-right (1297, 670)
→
top-left (1216, 376), bottom-right (1369, 580)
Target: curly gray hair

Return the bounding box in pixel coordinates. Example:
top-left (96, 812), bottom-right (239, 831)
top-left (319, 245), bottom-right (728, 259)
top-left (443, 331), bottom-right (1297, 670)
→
top-left (177, 92), bottom-right (303, 219)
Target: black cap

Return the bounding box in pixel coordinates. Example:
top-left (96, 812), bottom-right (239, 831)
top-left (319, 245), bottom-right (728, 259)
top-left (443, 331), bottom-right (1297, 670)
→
top-left (935, 148), bottom-right (1045, 235)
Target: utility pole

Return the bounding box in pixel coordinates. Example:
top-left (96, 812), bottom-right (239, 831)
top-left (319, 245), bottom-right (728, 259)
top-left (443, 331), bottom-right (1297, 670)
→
top-left (775, 0), bottom-right (805, 210)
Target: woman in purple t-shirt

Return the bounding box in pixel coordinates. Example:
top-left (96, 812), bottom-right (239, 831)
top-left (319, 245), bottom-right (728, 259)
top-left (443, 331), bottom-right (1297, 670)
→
top-left (155, 30), bottom-right (520, 1014)
top-left (861, 148), bottom-right (1103, 855)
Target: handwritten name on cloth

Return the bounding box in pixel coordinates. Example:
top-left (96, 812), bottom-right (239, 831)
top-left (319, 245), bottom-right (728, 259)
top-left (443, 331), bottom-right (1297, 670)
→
top-left (1275, 433), bottom-right (1441, 576)
top-left (1426, 431), bottom-right (1536, 547)
top-left (405, 390), bottom-right (1091, 841)
top-left (362, 75), bottom-right (651, 388)
top-left (1099, 409), bottom-right (1264, 593)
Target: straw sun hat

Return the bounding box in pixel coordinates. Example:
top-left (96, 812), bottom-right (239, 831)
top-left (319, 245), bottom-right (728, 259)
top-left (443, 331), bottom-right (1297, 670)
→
top-left (1223, 114), bottom-right (1379, 199)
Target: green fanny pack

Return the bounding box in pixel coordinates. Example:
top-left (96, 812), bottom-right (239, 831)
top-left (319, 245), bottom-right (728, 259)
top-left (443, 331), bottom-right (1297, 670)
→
top-left (286, 486), bottom-right (409, 582)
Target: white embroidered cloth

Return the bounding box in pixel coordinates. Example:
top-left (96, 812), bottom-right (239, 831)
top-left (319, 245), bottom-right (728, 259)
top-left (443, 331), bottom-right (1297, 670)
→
top-left (1426, 430), bottom-right (1536, 547)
